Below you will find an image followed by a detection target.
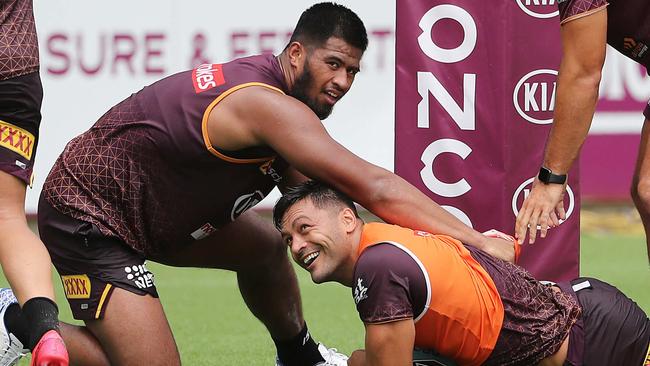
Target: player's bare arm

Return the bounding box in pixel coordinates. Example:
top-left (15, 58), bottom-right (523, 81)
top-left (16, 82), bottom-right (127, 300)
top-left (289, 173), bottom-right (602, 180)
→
top-left (279, 167), bottom-right (310, 194)
top-left (209, 85), bottom-right (516, 262)
top-left (515, 9), bottom-right (608, 244)
top-left (348, 320), bottom-right (415, 366)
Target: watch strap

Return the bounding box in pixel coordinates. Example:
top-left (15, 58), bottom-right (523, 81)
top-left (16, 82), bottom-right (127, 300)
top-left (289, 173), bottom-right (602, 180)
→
top-left (538, 166), bottom-right (567, 184)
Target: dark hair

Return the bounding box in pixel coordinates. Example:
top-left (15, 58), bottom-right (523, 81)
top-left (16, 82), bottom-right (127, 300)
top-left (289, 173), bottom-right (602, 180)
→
top-left (273, 180), bottom-right (360, 230)
top-left (289, 2), bottom-right (368, 52)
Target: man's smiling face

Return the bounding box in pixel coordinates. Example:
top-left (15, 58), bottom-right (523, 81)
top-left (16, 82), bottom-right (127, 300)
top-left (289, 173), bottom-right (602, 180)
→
top-left (280, 197), bottom-right (354, 284)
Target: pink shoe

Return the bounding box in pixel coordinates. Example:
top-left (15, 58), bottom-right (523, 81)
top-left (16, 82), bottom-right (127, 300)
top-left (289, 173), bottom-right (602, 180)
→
top-left (29, 330), bottom-right (68, 366)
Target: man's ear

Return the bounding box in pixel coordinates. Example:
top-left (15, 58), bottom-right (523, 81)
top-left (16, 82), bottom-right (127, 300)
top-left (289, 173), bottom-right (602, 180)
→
top-left (340, 207), bottom-right (358, 234)
top-left (287, 41), bottom-right (305, 68)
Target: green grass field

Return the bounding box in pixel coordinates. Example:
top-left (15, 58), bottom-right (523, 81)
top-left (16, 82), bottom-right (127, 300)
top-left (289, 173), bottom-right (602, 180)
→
top-left (3, 230), bottom-right (649, 365)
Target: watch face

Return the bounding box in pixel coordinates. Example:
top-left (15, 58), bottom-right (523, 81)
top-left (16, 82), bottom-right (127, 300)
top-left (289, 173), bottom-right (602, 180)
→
top-left (538, 167), bottom-right (551, 183)
top-left (538, 167), bottom-right (566, 184)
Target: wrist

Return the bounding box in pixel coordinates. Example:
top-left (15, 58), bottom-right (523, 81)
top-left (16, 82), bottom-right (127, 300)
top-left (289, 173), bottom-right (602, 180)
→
top-left (466, 231), bottom-right (488, 249)
top-left (538, 166), bottom-right (567, 185)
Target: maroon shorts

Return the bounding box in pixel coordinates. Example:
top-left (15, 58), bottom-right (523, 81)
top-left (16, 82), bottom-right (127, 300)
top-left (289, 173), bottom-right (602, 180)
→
top-left (0, 71), bottom-right (42, 185)
top-left (38, 196), bottom-right (158, 321)
top-left (558, 278), bottom-right (650, 366)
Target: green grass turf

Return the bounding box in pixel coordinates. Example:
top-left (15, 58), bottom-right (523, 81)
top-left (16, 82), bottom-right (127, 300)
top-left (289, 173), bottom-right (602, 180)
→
top-left (4, 233), bottom-right (648, 365)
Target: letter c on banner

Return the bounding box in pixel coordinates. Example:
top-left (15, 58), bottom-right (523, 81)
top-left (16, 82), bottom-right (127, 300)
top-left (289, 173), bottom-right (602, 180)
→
top-left (420, 138), bottom-right (472, 197)
top-left (418, 4), bottom-right (477, 63)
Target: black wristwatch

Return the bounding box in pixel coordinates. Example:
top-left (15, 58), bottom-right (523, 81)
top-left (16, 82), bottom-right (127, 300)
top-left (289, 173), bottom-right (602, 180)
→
top-left (538, 166), bottom-right (567, 184)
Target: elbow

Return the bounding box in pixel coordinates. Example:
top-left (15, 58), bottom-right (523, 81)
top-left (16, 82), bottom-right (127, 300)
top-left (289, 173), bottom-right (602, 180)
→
top-left (361, 172), bottom-right (401, 209)
top-left (560, 61), bottom-right (603, 91)
top-left (578, 68), bottom-right (602, 90)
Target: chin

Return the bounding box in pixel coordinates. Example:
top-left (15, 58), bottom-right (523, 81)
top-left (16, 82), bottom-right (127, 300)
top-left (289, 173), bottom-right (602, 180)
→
top-left (316, 106), bottom-right (334, 120)
top-left (310, 272), bottom-right (330, 284)
top-left (311, 274), bottom-right (325, 284)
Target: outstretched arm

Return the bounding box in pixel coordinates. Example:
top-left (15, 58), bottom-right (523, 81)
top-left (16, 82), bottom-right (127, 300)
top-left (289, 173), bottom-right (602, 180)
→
top-left (348, 320), bottom-right (415, 366)
top-left (515, 9), bottom-right (607, 243)
top-left (215, 87), bottom-right (516, 262)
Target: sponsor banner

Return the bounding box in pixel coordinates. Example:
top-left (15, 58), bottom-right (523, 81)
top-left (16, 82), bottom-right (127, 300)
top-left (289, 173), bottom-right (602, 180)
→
top-left (395, 1), bottom-right (579, 280)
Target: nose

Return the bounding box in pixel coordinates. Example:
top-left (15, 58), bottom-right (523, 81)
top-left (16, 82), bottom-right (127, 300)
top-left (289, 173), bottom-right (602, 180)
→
top-left (290, 235), bottom-right (308, 258)
top-left (332, 69), bottom-right (352, 93)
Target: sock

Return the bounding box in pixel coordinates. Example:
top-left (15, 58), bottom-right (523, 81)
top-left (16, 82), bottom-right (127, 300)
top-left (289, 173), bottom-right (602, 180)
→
top-left (4, 303), bottom-right (29, 347)
top-left (273, 323), bottom-right (324, 366)
top-left (22, 297), bottom-right (60, 350)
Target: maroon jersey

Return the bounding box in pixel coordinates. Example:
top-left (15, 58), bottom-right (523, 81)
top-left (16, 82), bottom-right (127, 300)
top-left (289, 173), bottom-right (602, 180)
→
top-left (0, 0), bottom-right (39, 80)
top-left (559, 0), bottom-right (650, 70)
top-left (43, 54), bottom-right (289, 256)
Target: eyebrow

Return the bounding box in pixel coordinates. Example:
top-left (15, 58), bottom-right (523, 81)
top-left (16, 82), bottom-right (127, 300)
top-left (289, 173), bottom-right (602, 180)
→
top-left (281, 214), bottom-right (309, 234)
top-left (325, 55), bottom-right (360, 72)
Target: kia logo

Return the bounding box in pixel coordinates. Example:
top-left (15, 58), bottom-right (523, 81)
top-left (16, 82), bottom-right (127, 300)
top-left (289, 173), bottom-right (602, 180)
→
top-left (513, 69), bottom-right (557, 124)
top-left (515, 0), bottom-right (559, 19)
top-left (511, 177), bottom-right (575, 227)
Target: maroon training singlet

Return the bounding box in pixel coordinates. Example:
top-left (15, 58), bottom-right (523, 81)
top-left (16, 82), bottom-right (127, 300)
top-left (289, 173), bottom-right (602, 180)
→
top-left (43, 54), bottom-right (290, 256)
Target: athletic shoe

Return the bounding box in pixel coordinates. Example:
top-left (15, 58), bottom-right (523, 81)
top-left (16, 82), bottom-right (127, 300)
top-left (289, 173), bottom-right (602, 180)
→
top-left (29, 330), bottom-right (68, 366)
top-left (275, 343), bottom-right (349, 366)
top-left (315, 343), bottom-right (348, 366)
top-left (0, 288), bottom-right (27, 366)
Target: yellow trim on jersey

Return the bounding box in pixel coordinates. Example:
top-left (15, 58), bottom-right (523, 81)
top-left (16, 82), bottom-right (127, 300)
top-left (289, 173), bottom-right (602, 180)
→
top-left (95, 284), bottom-right (113, 319)
top-left (201, 82), bottom-right (285, 164)
top-left (0, 120), bottom-right (35, 160)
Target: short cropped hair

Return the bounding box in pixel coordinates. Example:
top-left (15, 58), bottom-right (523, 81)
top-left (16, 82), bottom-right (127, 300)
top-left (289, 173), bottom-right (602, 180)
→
top-left (289, 2), bottom-right (368, 52)
top-left (273, 180), bottom-right (360, 230)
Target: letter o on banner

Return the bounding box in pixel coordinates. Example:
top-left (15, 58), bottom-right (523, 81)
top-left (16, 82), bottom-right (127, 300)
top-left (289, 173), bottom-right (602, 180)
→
top-left (417, 4), bottom-right (477, 63)
top-left (420, 138), bottom-right (472, 198)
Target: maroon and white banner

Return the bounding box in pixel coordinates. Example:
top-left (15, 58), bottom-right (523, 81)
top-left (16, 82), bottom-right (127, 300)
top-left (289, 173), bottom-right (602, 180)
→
top-left (395, 1), bottom-right (579, 281)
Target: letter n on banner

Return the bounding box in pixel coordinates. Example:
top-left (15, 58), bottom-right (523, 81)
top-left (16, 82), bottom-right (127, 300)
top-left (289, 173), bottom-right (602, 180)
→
top-left (395, 1), bottom-right (579, 281)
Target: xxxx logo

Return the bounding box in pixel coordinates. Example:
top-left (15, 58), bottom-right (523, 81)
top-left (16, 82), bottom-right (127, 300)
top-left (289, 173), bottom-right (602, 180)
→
top-left (62, 275), bottom-right (91, 299)
top-left (0, 120), bottom-right (34, 160)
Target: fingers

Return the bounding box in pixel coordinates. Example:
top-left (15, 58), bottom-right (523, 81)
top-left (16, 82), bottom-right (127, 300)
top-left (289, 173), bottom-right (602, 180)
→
top-left (527, 207), bottom-right (540, 244)
top-left (556, 200), bottom-right (566, 220)
top-left (549, 210), bottom-right (560, 227)
top-left (538, 209), bottom-right (550, 239)
top-left (516, 184), bottom-right (568, 244)
top-left (515, 201), bottom-right (532, 242)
